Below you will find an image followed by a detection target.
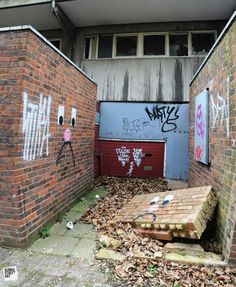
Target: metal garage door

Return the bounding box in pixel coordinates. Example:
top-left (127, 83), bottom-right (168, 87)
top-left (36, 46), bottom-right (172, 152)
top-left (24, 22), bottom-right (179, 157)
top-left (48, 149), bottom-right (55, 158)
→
top-left (99, 140), bottom-right (165, 177)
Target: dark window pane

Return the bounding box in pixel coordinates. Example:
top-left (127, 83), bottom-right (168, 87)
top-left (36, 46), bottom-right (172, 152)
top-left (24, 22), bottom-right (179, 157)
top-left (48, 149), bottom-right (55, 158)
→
top-left (192, 33), bottom-right (215, 55)
top-left (170, 34), bottom-right (188, 56)
top-left (84, 38), bottom-right (90, 59)
top-left (98, 35), bottom-right (113, 58)
top-left (144, 35), bottom-right (165, 55)
top-left (116, 36), bottom-right (137, 56)
top-left (49, 40), bottom-right (61, 50)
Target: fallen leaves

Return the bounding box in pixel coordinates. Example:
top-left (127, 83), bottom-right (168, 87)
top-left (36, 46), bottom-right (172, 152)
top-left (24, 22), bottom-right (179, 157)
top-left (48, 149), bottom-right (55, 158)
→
top-left (81, 177), bottom-right (236, 286)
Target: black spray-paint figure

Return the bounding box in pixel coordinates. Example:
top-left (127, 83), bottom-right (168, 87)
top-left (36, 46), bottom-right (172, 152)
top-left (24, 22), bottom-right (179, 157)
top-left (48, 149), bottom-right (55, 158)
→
top-left (56, 106), bottom-right (76, 167)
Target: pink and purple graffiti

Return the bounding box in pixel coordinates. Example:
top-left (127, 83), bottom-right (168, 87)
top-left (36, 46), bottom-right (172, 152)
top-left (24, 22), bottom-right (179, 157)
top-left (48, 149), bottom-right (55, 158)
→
top-left (195, 144), bottom-right (203, 160)
top-left (196, 104), bottom-right (205, 139)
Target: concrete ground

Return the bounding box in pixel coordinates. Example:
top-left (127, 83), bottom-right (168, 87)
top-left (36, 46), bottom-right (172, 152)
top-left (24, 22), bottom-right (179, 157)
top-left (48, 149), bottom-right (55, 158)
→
top-left (167, 179), bottom-right (188, 190)
top-left (0, 190), bottom-right (112, 287)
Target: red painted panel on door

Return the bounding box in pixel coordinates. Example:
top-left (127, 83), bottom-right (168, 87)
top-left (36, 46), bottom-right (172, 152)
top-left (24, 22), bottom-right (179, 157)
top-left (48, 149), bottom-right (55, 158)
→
top-left (100, 140), bottom-right (165, 177)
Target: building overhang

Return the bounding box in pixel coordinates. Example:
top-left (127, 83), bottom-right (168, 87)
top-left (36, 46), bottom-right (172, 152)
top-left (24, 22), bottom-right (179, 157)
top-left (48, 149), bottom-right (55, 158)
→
top-left (0, 0), bottom-right (235, 30)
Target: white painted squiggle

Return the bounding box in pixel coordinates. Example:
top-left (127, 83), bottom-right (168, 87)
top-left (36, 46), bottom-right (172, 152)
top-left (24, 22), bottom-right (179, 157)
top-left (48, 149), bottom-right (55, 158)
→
top-left (23, 92), bottom-right (52, 161)
top-left (127, 161), bottom-right (134, 177)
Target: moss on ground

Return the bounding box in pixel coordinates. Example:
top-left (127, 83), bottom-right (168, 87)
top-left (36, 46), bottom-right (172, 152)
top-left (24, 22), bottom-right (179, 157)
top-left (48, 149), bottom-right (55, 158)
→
top-left (70, 186), bottom-right (107, 214)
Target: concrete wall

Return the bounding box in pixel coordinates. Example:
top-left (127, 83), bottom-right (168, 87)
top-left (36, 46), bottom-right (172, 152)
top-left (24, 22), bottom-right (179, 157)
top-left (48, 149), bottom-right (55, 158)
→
top-left (76, 21), bottom-right (225, 102)
top-left (82, 58), bottom-right (203, 102)
top-left (189, 17), bottom-right (236, 264)
top-left (0, 28), bottom-right (97, 247)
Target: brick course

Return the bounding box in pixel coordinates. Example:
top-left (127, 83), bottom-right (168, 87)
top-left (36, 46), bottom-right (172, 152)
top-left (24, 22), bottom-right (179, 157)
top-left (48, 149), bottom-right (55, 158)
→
top-left (113, 187), bottom-right (216, 240)
top-left (0, 29), bottom-right (97, 247)
top-left (189, 19), bottom-right (236, 264)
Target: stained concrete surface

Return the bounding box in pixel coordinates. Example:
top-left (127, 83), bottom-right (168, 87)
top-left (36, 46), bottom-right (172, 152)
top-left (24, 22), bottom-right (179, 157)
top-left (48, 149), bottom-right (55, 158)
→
top-left (167, 179), bottom-right (188, 190)
top-left (0, 222), bottom-right (110, 287)
top-left (0, 188), bottom-right (111, 287)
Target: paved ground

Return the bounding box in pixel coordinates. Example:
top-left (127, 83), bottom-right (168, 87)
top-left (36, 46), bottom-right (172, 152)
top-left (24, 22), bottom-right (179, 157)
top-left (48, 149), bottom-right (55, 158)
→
top-left (0, 190), bottom-right (112, 287)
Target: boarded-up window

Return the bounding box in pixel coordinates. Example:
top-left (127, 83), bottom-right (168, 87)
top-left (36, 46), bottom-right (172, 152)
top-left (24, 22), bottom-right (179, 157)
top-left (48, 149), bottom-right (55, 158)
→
top-left (192, 33), bottom-right (215, 55)
top-left (144, 35), bottom-right (165, 55)
top-left (98, 35), bottom-right (113, 58)
top-left (116, 36), bottom-right (137, 56)
top-left (170, 34), bottom-right (188, 56)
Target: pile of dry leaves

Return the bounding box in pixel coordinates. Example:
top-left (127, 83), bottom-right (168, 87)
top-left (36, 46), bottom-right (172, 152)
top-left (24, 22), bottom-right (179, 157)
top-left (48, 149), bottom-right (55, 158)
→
top-left (81, 177), bottom-right (236, 286)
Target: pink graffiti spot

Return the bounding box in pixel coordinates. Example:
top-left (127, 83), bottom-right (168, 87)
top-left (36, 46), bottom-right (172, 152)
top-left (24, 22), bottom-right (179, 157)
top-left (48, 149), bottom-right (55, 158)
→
top-left (195, 145), bottom-right (203, 160)
top-left (196, 104), bottom-right (205, 139)
top-left (64, 128), bottom-right (71, 142)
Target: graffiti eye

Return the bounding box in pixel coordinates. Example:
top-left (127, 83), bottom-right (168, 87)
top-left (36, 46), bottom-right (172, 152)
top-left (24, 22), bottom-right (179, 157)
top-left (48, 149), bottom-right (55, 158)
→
top-left (59, 116), bottom-right (64, 125)
top-left (58, 106), bottom-right (64, 126)
top-left (71, 108), bottom-right (77, 127)
top-left (161, 195), bottom-right (174, 206)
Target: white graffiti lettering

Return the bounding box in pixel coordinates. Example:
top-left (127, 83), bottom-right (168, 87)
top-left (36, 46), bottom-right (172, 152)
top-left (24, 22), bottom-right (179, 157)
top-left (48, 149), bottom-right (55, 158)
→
top-left (116, 146), bottom-right (143, 176)
top-left (210, 77), bottom-right (230, 138)
top-left (123, 117), bottom-right (150, 134)
top-left (23, 92), bottom-right (52, 161)
top-left (133, 148), bottom-right (142, 167)
top-left (116, 146), bottom-right (130, 166)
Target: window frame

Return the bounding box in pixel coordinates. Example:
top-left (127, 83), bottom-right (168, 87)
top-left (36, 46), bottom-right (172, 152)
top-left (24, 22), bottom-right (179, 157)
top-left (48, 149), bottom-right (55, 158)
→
top-left (97, 34), bottom-right (114, 59)
top-left (168, 32), bottom-right (189, 57)
top-left (189, 30), bottom-right (217, 56)
top-left (83, 30), bottom-right (217, 60)
top-left (113, 33), bottom-right (139, 58)
top-left (142, 32), bottom-right (168, 57)
top-left (84, 35), bottom-right (99, 59)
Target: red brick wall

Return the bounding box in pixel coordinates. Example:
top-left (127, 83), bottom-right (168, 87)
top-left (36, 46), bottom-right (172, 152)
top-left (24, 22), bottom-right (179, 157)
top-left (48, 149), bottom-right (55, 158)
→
top-left (189, 19), bottom-right (236, 264)
top-left (0, 29), bottom-right (97, 247)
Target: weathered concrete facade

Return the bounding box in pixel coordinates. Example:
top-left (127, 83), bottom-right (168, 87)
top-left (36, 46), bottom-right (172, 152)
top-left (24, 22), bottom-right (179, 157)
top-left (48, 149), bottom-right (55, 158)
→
top-left (189, 15), bottom-right (236, 264)
top-left (82, 58), bottom-right (203, 102)
top-left (77, 21), bottom-right (225, 102)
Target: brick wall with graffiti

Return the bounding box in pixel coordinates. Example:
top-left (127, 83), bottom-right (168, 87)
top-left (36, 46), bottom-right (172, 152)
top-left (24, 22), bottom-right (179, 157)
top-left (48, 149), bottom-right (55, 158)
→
top-left (189, 18), bottom-right (236, 264)
top-left (0, 29), bottom-right (97, 247)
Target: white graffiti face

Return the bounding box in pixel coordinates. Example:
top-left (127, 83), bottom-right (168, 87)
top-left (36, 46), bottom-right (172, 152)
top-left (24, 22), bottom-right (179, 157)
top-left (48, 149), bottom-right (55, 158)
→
top-left (23, 92), bottom-right (51, 161)
top-left (132, 148), bottom-right (142, 167)
top-left (116, 146), bottom-right (143, 176)
top-left (116, 146), bottom-right (130, 166)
